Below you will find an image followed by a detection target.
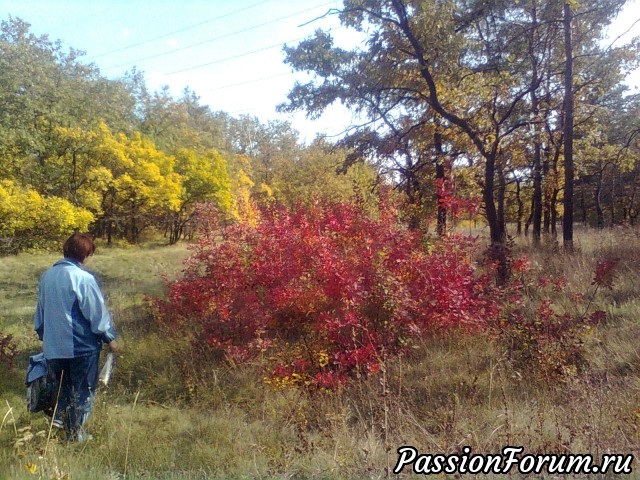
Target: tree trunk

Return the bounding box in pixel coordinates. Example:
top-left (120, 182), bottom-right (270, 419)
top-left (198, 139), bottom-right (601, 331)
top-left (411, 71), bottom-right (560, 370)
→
top-left (529, 3), bottom-right (543, 247)
top-left (485, 152), bottom-right (509, 283)
top-left (515, 178), bottom-right (524, 236)
top-left (484, 153), bottom-right (506, 244)
top-left (550, 188), bottom-right (559, 236)
top-left (595, 173), bottom-right (605, 229)
top-left (435, 132), bottom-right (447, 236)
top-left (497, 165), bottom-right (507, 236)
top-left (581, 185), bottom-right (588, 225)
top-left (543, 153), bottom-right (551, 234)
top-left (436, 162), bottom-right (447, 236)
top-left (525, 195), bottom-right (534, 237)
top-left (107, 220), bottom-right (113, 246)
top-left (610, 166), bottom-right (616, 226)
top-left (562, 2), bottom-right (575, 252)
top-left (532, 142), bottom-right (543, 244)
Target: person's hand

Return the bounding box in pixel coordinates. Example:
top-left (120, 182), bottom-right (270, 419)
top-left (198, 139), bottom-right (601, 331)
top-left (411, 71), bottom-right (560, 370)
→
top-left (107, 339), bottom-right (121, 354)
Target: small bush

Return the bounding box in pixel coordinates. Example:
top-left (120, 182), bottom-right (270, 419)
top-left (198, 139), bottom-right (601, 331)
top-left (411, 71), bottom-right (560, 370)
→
top-left (0, 333), bottom-right (17, 370)
top-left (490, 255), bottom-right (619, 382)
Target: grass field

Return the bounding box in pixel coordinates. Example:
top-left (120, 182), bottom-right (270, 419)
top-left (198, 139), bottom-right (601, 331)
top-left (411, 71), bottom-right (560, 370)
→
top-left (1, 228), bottom-right (640, 479)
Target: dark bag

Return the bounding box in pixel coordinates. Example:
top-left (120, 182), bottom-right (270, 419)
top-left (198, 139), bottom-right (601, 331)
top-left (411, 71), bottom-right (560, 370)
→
top-left (25, 353), bottom-right (58, 416)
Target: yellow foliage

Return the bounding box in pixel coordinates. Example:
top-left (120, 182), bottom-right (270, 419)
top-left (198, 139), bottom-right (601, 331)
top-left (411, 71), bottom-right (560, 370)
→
top-left (260, 183), bottom-right (273, 197)
top-left (0, 180), bottom-right (93, 252)
top-left (3, 121), bottom-right (237, 245)
top-left (232, 169), bottom-right (259, 225)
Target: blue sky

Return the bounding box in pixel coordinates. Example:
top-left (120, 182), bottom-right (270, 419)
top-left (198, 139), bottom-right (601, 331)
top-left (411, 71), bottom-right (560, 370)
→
top-left (1, 0), bottom-right (638, 142)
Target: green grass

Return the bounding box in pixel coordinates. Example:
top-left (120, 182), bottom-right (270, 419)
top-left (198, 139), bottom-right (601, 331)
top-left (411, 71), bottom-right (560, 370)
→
top-left (2, 231), bottom-right (640, 479)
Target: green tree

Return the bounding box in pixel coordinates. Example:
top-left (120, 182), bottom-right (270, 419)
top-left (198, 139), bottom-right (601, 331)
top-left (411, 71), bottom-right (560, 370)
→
top-left (139, 87), bottom-right (228, 154)
top-left (0, 17), bottom-right (139, 184)
top-left (270, 139), bottom-right (378, 208)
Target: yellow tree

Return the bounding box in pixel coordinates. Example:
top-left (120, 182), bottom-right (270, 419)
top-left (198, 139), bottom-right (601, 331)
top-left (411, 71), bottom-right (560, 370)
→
top-left (0, 180), bottom-right (93, 253)
top-left (170, 148), bottom-right (233, 243)
top-left (88, 125), bottom-right (181, 243)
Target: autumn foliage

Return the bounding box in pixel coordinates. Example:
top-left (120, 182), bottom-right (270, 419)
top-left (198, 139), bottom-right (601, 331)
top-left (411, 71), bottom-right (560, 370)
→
top-left (488, 253), bottom-right (619, 380)
top-left (155, 198), bottom-right (499, 387)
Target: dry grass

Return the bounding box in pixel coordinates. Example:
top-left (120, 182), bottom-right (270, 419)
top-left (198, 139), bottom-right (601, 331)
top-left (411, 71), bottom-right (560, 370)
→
top-left (2, 229), bottom-right (640, 479)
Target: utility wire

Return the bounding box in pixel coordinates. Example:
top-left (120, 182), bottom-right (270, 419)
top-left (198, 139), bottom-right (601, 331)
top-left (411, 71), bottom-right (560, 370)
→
top-left (85, 0), bottom-right (271, 61)
top-left (99, 1), bottom-right (335, 71)
top-left (166, 43), bottom-right (296, 75)
top-left (165, 26), bottom-right (341, 76)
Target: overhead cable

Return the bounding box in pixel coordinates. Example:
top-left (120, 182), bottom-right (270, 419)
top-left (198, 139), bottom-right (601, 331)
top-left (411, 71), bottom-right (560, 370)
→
top-left (86, 0), bottom-right (271, 61)
top-left (99, 1), bottom-right (335, 71)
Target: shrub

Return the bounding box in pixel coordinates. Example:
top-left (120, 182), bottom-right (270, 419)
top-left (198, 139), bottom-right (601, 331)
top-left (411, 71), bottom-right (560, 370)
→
top-left (489, 255), bottom-right (618, 382)
top-left (155, 199), bottom-right (498, 388)
top-left (0, 333), bottom-right (17, 370)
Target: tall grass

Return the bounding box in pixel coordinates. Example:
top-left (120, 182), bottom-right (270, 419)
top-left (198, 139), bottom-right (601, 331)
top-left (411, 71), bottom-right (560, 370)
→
top-left (2, 230), bottom-right (640, 479)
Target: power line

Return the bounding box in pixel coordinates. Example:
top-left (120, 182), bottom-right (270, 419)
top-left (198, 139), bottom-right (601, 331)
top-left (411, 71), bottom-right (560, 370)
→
top-left (165, 23), bottom-right (343, 75)
top-left (99, 1), bottom-right (335, 72)
top-left (166, 33), bottom-right (308, 75)
top-left (85, 0), bottom-right (271, 61)
top-left (166, 44), bottom-right (291, 76)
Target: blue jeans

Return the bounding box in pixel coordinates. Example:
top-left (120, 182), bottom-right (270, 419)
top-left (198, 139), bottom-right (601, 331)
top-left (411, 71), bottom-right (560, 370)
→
top-left (47, 351), bottom-right (100, 441)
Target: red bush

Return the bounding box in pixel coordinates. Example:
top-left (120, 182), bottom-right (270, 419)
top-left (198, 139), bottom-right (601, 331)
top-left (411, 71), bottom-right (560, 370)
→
top-left (489, 254), bottom-right (618, 381)
top-left (155, 199), bottom-right (497, 387)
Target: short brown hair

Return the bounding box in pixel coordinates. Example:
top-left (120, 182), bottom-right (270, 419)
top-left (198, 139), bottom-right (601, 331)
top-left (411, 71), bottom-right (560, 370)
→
top-left (63, 233), bottom-right (96, 263)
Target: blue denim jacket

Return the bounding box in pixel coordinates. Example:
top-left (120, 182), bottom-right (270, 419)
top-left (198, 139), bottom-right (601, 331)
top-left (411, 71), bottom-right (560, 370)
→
top-left (34, 259), bottom-right (117, 359)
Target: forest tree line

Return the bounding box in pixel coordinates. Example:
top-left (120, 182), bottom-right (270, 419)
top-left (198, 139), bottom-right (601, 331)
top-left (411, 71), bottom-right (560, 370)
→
top-left (0, 0), bottom-right (639, 254)
top-left (0, 17), bottom-right (376, 253)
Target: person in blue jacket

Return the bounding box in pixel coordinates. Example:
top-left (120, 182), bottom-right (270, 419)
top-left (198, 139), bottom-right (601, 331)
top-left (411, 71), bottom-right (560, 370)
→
top-left (34, 233), bottom-right (120, 442)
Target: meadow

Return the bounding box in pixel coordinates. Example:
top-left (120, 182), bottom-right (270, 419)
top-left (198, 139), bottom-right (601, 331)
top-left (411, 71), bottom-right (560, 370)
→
top-left (1, 228), bottom-right (640, 479)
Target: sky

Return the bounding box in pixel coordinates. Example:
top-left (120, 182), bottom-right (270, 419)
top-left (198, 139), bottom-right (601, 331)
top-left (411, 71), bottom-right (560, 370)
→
top-left (1, 0), bottom-right (639, 143)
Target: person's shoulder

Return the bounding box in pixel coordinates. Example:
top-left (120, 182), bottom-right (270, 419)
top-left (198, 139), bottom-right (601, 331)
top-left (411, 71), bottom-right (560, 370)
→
top-left (80, 268), bottom-right (101, 284)
top-left (76, 266), bottom-right (97, 280)
top-left (41, 259), bottom-right (67, 279)
top-left (62, 261), bottom-right (96, 282)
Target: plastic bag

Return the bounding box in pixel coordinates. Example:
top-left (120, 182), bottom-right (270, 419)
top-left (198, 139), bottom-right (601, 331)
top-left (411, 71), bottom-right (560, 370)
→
top-left (99, 352), bottom-right (115, 386)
